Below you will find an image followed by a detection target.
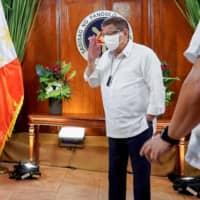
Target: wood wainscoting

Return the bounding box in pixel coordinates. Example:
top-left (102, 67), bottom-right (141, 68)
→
top-left (16, 0), bottom-right (193, 132)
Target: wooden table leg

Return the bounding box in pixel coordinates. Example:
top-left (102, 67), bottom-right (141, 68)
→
top-left (34, 125), bottom-right (40, 163)
top-left (178, 137), bottom-right (185, 176)
top-left (28, 124), bottom-right (35, 162)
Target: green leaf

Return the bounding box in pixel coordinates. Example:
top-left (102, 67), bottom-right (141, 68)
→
top-left (68, 70), bottom-right (77, 80)
top-left (36, 64), bottom-right (46, 77)
top-left (61, 61), bottom-right (71, 76)
top-left (174, 0), bottom-right (200, 29)
top-left (163, 76), bottom-right (179, 87)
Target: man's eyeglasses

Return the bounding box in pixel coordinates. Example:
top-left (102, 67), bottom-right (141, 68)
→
top-left (102, 29), bottom-right (121, 37)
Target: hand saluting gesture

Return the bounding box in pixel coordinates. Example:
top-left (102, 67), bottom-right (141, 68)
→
top-left (88, 35), bottom-right (101, 63)
top-left (86, 35), bottom-right (102, 76)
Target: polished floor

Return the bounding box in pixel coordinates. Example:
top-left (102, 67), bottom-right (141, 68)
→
top-left (0, 163), bottom-right (197, 200)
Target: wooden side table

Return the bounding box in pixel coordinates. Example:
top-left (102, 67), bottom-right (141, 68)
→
top-left (28, 115), bottom-right (184, 175)
top-left (155, 119), bottom-right (169, 133)
top-left (28, 114), bottom-right (105, 163)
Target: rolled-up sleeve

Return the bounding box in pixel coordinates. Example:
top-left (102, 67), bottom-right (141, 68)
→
top-left (142, 52), bottom-right (165, 116)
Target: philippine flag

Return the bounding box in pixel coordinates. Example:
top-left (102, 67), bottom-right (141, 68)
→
top-left (0, 1), bottom-right (24, 155)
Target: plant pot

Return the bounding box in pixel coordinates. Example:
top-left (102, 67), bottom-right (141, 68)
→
top-left (48, 98), bottom-right (62, 115)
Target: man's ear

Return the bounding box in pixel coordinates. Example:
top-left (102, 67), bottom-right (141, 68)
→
top-left (123, 28), bottom-right (129, 38)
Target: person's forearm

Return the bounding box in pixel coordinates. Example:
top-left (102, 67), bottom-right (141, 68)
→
top-left (86, 61), bottom-right (96, 77)
top-left (168, 58), bottom-right (200, 139)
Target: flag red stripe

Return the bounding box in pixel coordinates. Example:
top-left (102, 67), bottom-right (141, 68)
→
top-left (0, 58), bottom-right (24, 147)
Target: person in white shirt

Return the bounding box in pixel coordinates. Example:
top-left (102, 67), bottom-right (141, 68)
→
top-left (140, 21), bottom-right (200, 169)
top-left (84, 16), bottom-right (165, 200)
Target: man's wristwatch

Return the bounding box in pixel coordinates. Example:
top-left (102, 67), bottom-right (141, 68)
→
top-left (160, 126), bottom-right (179, 145)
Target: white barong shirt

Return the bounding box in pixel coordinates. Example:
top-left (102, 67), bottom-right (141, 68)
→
top-left (84, 40), bottom-right (165, 138)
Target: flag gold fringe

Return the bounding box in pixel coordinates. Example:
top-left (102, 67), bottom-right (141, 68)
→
top-left (0, 95), bottom-right (24, 156)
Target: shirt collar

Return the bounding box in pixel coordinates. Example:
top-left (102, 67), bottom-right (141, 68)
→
top-left (121, 40), bottom-right (134, 57)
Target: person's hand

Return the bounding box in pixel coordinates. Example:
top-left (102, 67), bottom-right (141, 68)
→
top-left (146, 114), bottom-right (155, 122)
top-left (88, 35), bottom-right (101, 64)
top-left (140, 134), bottom-right (172, 163)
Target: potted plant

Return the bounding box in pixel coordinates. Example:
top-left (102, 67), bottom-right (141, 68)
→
top-left (36, 61), bottom-right (76, 114)
top-left (161, 61), bottom-right (180, 106)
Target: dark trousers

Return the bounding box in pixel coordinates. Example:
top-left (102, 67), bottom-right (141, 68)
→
top-left (108, 124), bottom-right (153, 200)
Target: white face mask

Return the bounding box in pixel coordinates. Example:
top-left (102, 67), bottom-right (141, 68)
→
top-left (104, 32), bottom-right (120, 51)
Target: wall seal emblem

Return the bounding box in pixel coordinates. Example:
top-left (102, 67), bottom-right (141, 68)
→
top-left (76, 10), bottom-right (133, 60)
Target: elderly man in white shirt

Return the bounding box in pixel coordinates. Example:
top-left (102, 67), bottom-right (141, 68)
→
top-left (84, 16), bottom-right (165, 200)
